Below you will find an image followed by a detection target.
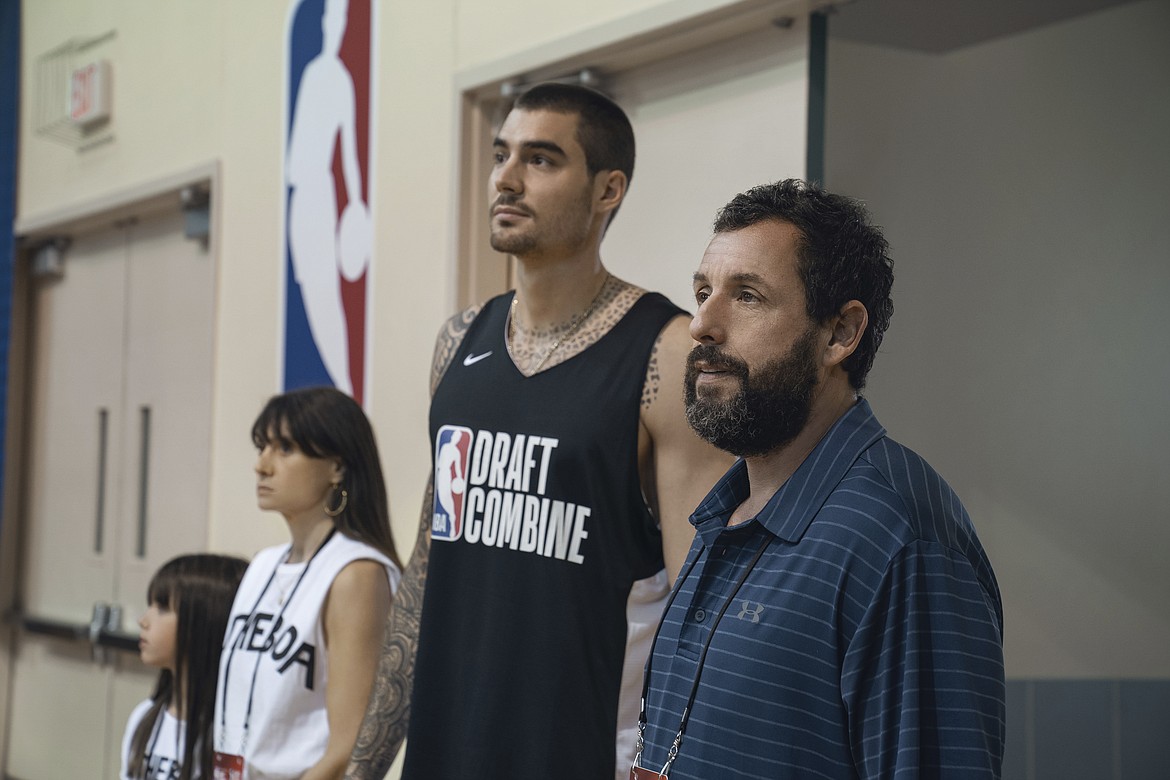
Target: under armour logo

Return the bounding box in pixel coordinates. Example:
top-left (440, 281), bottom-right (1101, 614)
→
top-left (736, 600), bottom-right (765, 623)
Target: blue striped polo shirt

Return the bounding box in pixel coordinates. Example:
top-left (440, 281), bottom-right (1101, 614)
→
top-left (638, 399), bottom-right (1004, 779)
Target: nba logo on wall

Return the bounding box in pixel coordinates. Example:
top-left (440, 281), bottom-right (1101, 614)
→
top-left (281, 0), bottom-right (375, 404)
top-left (433, 426), bottom-right (472, 542)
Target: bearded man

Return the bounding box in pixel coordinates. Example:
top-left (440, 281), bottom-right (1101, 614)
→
top-left (632, 179), bottom-right (1005, 780)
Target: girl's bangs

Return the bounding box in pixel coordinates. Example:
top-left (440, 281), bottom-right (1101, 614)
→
top-left (251, 396), bottom-right (327, 458)
top-left (147, 567), bottom-right (179, 609)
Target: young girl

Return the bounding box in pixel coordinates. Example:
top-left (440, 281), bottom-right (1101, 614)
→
top-left (214, 387), bottom-right (402, 779)
top-left (122, 553), bottom-right (249, 780)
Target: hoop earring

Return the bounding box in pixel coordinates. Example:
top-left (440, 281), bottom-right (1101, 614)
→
top-left (324, 485), bottom-right (348, 517)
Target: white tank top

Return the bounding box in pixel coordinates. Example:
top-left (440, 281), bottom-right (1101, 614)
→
top-left (215, 531), bottom-right (400, 779)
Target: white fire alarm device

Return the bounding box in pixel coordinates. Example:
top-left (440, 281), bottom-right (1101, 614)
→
top-left (69, 60), bottom-right (111, 128)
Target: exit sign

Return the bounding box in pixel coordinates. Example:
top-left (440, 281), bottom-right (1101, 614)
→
top-left (70, 60), bottom-right (111, 127)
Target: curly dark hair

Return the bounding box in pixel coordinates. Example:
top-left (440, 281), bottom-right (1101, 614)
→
top-left (713, 179), bottom-right (894, 390)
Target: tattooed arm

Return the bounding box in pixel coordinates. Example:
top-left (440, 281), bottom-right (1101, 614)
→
top-left (639, 314), bottom-right (735, 581)
top-left (345, 304), bottom-right (482, 778)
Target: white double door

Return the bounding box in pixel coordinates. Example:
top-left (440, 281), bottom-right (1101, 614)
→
top-left (6, 206), bottom-right (215, 780)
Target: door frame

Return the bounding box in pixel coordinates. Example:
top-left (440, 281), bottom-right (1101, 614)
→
top-left (0, 161), bottom-right (219, 771)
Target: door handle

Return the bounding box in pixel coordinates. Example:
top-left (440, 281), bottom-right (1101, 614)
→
top-left (20, 602), bottom-right (140, 658)
top-left (135, 405), bottom-right (151, 558)
top-left (94, 408), bottom-right (109, 554)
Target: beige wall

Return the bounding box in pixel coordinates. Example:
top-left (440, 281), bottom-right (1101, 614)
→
top-left (455, 0), bottom-right (665, 69)
top-left (19, 2), bottom-right (226, 215)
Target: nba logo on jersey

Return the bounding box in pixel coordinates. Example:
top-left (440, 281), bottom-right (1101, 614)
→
top-left (281, 0), bottom-right (375, 404)
top-left (433, 425), bottom-right (472, 542)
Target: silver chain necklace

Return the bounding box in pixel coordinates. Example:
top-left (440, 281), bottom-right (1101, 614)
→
top-left (509, 273), bottom-right (610, 374)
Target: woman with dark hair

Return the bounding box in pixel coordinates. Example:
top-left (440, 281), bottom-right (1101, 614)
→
top-left (214, 387), bottom-right (401, 779)
top-left (122, 553), bottom-right (249, 780)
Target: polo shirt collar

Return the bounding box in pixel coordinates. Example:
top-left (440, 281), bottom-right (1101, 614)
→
top-left (690, 398), bottom-right (886, 543)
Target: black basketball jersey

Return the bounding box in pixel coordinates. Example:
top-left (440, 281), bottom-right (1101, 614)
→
top-left (404, 290), bottom-right (685, 779)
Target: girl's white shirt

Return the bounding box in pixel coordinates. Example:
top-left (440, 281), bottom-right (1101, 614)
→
top-left (120, 699), bottom-right (188, 780)
top-left (214, 532), bottom-right (400, 779)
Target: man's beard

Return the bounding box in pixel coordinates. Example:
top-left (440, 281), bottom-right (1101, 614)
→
top-left (488, 188), bottom-right (592, 256)
top-left (489, 199), bottom-right (537, 255)
top-left (684, 328), bottom-right (819, 458)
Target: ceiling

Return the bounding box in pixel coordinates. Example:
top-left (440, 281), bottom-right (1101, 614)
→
top-left (826, 0), bottom-right (1145, 53)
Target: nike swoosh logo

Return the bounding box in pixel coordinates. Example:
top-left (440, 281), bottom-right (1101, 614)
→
top-left (463, 351), bottom-right (492, 366)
